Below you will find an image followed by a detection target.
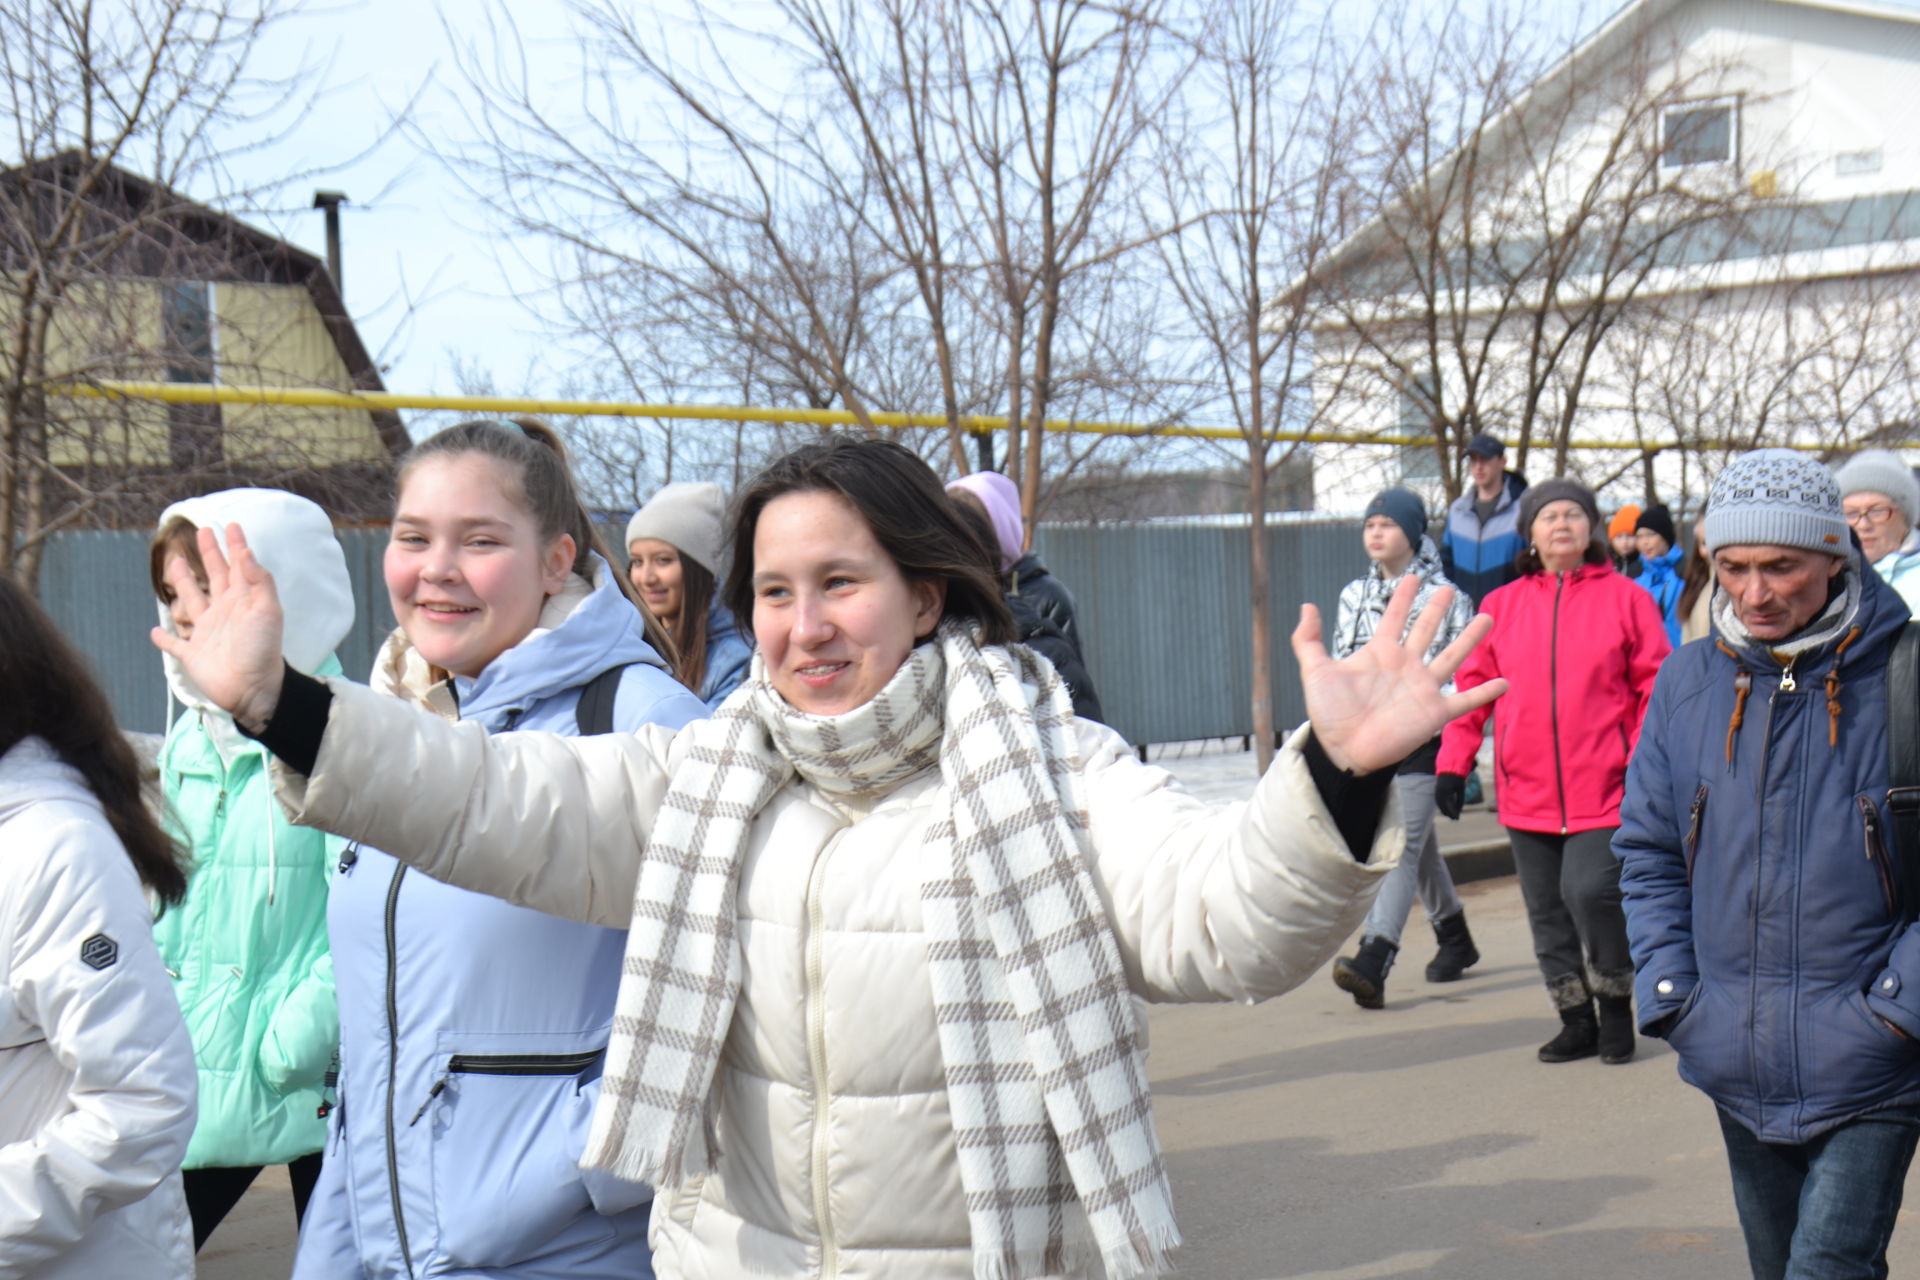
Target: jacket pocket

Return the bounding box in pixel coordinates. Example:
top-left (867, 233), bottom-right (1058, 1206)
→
top-left (1860, 796), bottom-right (1898, 918)
top-left (422, 1043), bottom-right (615, 1268)
top-left (1684, 785), bottom-right (1708, 886)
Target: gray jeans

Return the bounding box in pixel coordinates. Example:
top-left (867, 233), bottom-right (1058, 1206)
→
top-left (1505, 826), bottom-right (1635, 1009)
top-left (1361, 773), bottom-right (1464, 947)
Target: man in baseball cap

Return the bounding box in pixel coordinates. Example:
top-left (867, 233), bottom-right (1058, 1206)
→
top-left (1617, 448), bottom-right (1920, 1278)
top-left (1440, 433), bottom-right (1528, 608)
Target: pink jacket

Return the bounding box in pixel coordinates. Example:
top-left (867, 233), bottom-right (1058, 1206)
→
top-left (1438, 561), bottom-right (1670, 834)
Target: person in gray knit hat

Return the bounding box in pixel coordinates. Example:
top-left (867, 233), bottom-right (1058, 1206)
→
top-left (626, 482), bottom-right (753, 707)
top-left (1619, 446), bottom-right (1920, 1280)
top-left (1834, 448), bottom-right (1920, 613)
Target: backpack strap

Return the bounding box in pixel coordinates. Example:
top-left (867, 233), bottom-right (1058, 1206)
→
top-left (575, 663), bottom-right (633, 737)
top-left (1888, 622), bottom-right (1920, 922)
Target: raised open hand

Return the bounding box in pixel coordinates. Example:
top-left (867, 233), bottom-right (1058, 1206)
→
top-left (1293, 576), bottom-right (1506, 774)
top-left (149, 524), bottom-right (287, 732)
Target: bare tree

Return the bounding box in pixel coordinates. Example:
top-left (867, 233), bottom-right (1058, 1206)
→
top-left (0, 0), bottom-right (347, 584)
top-left (1305, 0), bottom-right (1768, 498)
top-left (433, 0), bottom-right (1198, 522)
top-left (1157, 0), bottom-right (1364, 770)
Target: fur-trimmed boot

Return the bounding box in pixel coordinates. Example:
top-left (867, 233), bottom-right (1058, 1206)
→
top-left (1538, 1003), bottom-right (1600, 1063)
top-left (1597, 995), bottom-right (1636, 1064)
top-left (1332, 936), bottom-right (1398, 1010)
top-left (1425, 910), bottom-right (1480, 983)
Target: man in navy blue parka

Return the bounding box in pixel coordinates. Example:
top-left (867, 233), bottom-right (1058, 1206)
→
top-left (1617, 448), bottom-right (1920, 1279)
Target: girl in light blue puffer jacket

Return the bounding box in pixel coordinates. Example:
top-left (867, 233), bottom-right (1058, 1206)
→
top-left (292, 420), bottom-right (706, 1280)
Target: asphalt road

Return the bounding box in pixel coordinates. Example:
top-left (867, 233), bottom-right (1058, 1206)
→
top-left (1147, 874), bottom-right (1920, 1280)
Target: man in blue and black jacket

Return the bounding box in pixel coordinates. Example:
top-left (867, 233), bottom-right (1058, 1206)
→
top-left (1617, 448), bottom-right (1920, 1280)
top-left (1440, 433), bottom-right (1528, 607)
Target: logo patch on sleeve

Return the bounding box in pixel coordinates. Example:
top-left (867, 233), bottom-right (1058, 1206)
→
top-left (80, 934), bottom-right (118, 970)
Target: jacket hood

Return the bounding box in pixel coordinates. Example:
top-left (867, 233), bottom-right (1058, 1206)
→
top-left (372, 553), bottom-right (668, 729)
top-left (1643, 544), bottom-right (1685, 574)
top-left (0, 737), bottom-right (95, 824)
top-left (155, 490), bottom-right (354, 715)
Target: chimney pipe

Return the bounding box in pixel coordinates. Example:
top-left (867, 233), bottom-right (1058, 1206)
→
top-left (311, 190), bottom-right (349, 297)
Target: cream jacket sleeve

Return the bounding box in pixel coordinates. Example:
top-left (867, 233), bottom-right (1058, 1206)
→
top-left (273, 679), bottom-right (676, 928)
top-left (1082, 722), bottom-right (1403, 1004)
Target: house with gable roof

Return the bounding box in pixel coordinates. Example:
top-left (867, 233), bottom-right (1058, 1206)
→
top-left (0, 151), bottom-right (407, 542)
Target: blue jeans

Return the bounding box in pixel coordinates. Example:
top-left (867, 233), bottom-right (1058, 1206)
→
top-left (1360, 773), bottom-right (1462, 946)
top-left (1716, 1105), bottom-right (1920, 1279)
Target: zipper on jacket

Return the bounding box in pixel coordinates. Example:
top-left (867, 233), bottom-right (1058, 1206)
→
top-left (214, 787), bottom-right (227, 818)
top-left (1747, 667), bottom-right (1790, 1127)
top-left (406, 1049), bottom-right (606, 1126)
top-left (1683, 785), bottom-right (1708, 885)
top-left (381, 861), bottom-right (416, 1278)
top-left (1551, 572), bottom-right (1569, 834)
top-left (318, 1053), bottom-right (340, 1120)
top-left (1861, 797), bottom-right (1898, 917)
top-left (804, 828), bottom-right (847, 1276)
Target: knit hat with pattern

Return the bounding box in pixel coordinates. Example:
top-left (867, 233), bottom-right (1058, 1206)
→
top-left (1704, 449), bottom-right (1848, 558)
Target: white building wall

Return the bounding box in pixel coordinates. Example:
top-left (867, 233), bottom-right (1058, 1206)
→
top-left (1304, 0), bottom-right (1920, 516)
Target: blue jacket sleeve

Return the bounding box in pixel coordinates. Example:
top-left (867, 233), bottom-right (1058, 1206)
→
top-left (1614, 661), bottom-right (1697, 1035)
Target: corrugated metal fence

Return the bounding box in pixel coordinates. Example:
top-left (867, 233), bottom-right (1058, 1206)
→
top-left (39, 520), bottom-right (1368, 743)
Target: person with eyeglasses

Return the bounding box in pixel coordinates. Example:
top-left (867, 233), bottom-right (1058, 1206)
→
top-left (1835, 449), bottom-right (1920, 614)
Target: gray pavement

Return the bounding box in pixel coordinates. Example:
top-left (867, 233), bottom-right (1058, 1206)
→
top-left (196, 740), bottom-right (1920, 1278)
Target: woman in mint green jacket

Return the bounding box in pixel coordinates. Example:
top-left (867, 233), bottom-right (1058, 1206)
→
top-left (149, 489), bottom-right (352, 1250)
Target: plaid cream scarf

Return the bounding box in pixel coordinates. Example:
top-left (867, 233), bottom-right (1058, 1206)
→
top-left (583, 620), bottom-right (1179, 1279)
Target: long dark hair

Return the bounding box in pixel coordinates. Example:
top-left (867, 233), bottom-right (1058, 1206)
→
top-left (0, 573), bottom-right (188, 905)
top-left (400, 418), bottom-right (679, 669)
top-left (723, 436), bottom-right (1017, 645)
top-left (666, 554), bottom-right (716, 695)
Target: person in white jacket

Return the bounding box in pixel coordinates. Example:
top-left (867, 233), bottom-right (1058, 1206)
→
top-left (154, 436), bottom-right (1505, 1280)
top-left (0, 573), bottom-right (198, 1280)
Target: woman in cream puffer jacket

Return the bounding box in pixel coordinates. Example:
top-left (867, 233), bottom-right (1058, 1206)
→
top-left (274, 693), bottom-right (1394, 1278)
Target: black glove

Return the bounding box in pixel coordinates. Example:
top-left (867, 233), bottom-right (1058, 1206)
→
top-left (1434, 772), bottom-right (1466, 821)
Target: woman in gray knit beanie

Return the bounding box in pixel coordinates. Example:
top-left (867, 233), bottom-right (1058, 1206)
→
top-left (1833, 449), bottom-right (1920, 613)
top-left (626, 483), bottom-right (753, 706)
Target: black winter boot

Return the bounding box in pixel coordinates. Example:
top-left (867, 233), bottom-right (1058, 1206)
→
top-left (1597, 996), bottom-right (1636, 1064)
top-left (1424, 910), bottom-right (1481, 983)
top-left (1538, 1003), bottom-right (1600, 1063)
top-left (1332, 936), bottom-right (1398, 1010)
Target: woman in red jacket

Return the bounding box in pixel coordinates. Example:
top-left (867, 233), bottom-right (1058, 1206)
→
top-left (1436, 479), bottom-right (1669, 1065)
